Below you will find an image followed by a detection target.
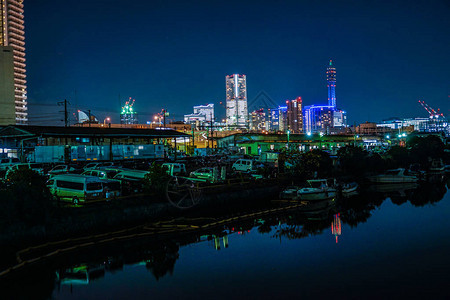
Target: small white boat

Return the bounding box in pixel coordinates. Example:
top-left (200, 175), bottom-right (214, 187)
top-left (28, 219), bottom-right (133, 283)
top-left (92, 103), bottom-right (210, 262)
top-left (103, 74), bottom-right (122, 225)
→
top-left (367, 168), bottom-right (418, 183)
top-left (279, 186), bottom-right (299, 200)
top-left (297, 179), bottom-right (336, 201)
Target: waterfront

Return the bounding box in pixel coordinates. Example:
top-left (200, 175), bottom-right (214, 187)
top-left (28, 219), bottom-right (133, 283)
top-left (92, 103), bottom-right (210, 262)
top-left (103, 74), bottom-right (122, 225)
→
top-left (1, 177), bottom-right (448, 299)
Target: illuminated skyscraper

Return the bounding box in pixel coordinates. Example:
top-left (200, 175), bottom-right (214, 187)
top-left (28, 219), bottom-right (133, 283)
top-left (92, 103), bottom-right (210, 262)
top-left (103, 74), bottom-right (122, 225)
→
top-left (226, 74), bottom-right (248, 128)
top-left (327, 60), bottom-right (336, 108)
top-left (286, 97), bottom-right (303, 133)
top-left (0, 0), bottom-right (27, 124)
top-left (303, 105), bottom-right (334, 134)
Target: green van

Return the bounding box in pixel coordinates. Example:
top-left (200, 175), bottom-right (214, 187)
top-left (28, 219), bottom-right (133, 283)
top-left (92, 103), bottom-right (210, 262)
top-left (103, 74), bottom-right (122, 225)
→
top-left (46, 174), bottom-right (104, 204)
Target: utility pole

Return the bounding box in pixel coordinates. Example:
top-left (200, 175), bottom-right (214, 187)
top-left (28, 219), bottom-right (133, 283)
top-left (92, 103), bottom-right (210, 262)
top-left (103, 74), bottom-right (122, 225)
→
top-left (88, 110), bottom-right (91, 127)
top-left (162, 109), bottom-right (166, 128)
top-left (57, 99), bottom-right (70, 127)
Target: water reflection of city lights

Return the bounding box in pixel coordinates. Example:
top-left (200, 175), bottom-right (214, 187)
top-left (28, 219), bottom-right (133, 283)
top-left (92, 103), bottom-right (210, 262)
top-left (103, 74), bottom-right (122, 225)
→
top-left (331, 213), bottom-right (342, 243)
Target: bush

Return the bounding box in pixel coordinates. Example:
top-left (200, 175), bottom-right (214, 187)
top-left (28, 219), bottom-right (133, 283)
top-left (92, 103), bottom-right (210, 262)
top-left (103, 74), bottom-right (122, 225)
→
top-left (0, 168), bottom-right (52, 225)
top-left (144, 162), bottom-right (171, 193)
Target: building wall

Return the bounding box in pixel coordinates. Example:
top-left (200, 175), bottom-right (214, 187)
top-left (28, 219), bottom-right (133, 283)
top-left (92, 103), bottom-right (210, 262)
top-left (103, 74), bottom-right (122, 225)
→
top-left (0, 46), bottom-right (15, 125)
top-left (1, 0), bottom-right (27, 124)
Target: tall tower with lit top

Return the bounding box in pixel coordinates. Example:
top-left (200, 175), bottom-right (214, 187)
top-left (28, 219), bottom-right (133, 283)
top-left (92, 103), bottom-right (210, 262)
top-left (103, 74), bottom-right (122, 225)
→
top-left (327, 60), bottom-right (336, 108)
top-left (0, 0), bottom-right (27, 124)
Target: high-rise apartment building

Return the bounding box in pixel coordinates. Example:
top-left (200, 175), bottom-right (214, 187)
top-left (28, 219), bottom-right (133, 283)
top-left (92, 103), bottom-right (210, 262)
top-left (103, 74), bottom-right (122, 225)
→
top-left (286, 97), bottom-right (303, 133)
top-left (226, 74), bottom-right (248, 128)
top-left (249, 108), bottom-right (267, 132)
top-left (0, 0), bottom-right (27, 124)
top-left (327, 60), bottom-right (336, 108)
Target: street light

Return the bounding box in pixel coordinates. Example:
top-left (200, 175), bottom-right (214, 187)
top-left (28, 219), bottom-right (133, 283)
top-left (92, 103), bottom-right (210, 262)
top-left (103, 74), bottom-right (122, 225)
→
top-left (287, 130), bottom-right (290, 149)
top-left (103, 117), bottom-right (110, 125)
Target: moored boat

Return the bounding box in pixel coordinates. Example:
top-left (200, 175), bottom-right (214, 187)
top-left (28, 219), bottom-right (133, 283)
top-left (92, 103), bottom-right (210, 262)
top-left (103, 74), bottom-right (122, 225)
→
top-left (367, 168), bottom-right (418, 183)
top-left (279, 186), bottom-right (300, 200)
top-left (297, 179), bottom-right (336, 201)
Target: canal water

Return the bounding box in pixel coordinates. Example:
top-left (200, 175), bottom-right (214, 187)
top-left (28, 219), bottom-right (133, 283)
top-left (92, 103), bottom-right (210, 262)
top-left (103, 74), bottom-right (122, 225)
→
top-left (5, 177), bottom-right (450, 299)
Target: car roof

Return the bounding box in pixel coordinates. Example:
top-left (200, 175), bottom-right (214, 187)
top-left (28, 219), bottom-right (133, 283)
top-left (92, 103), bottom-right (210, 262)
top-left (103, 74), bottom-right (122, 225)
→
top-left (50, 174), bottom-right (102, 181)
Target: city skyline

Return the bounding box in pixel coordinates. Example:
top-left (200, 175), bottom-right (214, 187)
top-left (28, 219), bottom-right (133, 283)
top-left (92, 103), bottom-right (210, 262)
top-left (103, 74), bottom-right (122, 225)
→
top-left (23, 0), bottom-right (449, 125)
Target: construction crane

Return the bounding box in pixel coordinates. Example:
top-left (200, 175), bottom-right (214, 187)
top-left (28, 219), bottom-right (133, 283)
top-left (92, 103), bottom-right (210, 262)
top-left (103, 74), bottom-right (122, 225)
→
top-left (418, 100), bottom-right (445, 119)
top-left (418, 99), bottom-right (448, 134)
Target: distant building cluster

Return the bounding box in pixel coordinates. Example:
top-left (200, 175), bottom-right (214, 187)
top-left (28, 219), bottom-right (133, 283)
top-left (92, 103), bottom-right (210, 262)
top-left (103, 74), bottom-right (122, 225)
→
top-left (180, 61), bottom-right (350, 135)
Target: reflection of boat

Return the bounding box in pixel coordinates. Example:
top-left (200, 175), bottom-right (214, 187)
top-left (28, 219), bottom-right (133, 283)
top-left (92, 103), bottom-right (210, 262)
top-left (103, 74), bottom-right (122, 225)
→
top-left (279, 186), bottom-right (299, 200)
top-left (56, 264), bottom-right (105, 285)
top-left (367, 168), bottom-right (418, 183)
top-left (342, 182), bottom-right (358, 194)
top-left (298, 199), bottom-right (336, 220)
top-left (368, 183), bottom-right (419, 195)
top-left (429, 159), bottom-right (444, 172)
top-left (297, 179), bottom-right (336, 201)
top-left (445, 165), bottom-right (450, 173)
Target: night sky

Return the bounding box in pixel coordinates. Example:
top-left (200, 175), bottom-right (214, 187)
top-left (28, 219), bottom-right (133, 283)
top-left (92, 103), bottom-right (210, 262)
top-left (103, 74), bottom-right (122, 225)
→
top-left (25, 0), bottom-right (449, 126)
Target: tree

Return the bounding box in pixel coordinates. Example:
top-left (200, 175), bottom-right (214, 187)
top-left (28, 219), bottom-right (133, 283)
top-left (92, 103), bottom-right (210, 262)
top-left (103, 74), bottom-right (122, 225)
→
top-left (298, 149), bottom-right (332, 178)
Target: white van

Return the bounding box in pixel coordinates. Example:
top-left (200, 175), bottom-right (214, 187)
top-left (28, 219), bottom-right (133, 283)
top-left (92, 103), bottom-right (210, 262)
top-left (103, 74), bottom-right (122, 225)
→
top-left (232, 159), bottom-right (255, 172)
top-left (46, 174), bottom-right (104, 204)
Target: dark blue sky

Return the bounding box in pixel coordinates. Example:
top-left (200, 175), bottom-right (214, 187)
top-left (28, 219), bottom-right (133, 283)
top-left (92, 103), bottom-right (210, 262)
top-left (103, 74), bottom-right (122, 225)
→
top-left (25, 0), bottom-right (449, 125)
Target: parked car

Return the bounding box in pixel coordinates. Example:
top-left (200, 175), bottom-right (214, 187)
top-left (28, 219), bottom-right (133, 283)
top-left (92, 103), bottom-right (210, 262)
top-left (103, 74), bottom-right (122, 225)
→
top-left (101, 179), bottom-right (122, 199)
top-left (0, 157), bottom-right (20, 171)
top-left (113, 170), bottom-right (150, 194)
top-left (161, 163), bottom-right (186, 176)
top-left (48, 164), bottom-right (82, 177)
top-left (4, 163), bottom-right (45, 179)
top-left (190, 167), bottom-right (215, 183)
top-left (46, 174), bottom-right (104, 204)
top-left (232, 159), bottom-right (257, 172)
top-left (82, 168), bottom-right (118, 180)
top-left (83, 162), bottom-right (102, 170)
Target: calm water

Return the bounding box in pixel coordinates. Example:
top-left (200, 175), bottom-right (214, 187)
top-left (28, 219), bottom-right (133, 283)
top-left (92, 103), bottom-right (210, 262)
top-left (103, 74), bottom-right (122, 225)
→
top-left (4, 177), bottom-right (450, 299)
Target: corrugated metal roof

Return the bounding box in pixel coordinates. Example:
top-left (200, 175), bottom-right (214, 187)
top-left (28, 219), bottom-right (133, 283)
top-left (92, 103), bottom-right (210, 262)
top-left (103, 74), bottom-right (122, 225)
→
top-left (0, 125), bottom-right (190, 138)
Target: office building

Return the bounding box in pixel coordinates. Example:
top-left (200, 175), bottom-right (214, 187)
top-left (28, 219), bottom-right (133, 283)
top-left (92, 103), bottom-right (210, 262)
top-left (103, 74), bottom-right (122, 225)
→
top-left (0, 0), bottom-right (27, 124)
top-left (303, 105), bottom-right (334, 134)
top-left (184, 103), bottom-right (214, 128)
top-left (226, 74), bottom-right (248, 128)
top-left (333, 109), bottom-right (347, 128)
top-left (286, 97), bottom-right (303, 133)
